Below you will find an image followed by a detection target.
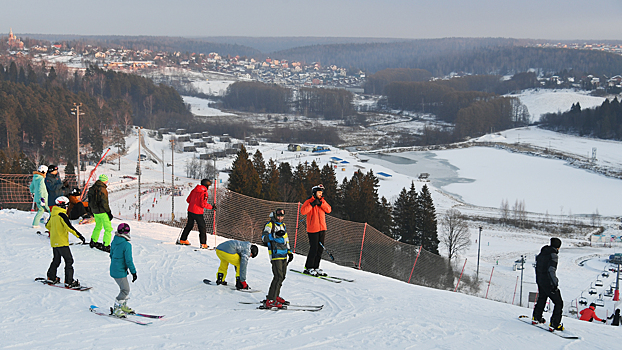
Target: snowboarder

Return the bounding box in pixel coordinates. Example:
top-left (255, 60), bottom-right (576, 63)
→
top-left (261, 208), bottom-right (294, 309)
top-left (177, 179), bottom-right (214, 249)
top-left (44, 165), bottom-right (68, 208)
top-left (88, 174), bottom-right (113, 252)
top-left (215, 240), bottom-right (258, 290)
top-left (607, 308), bottom-right (620, 326)
top-left (532, 237), bottom-right (565, 331)
top-left (110, 223), bottom-right (137, 318)
top-left (300, 184), bottom-right (331, 277)
top-left (45, 196), bottom-right (86, 288)
top-left (30, 165), bottom-right (50, 228)
top-left (579, 303), bottom-right (606, 323)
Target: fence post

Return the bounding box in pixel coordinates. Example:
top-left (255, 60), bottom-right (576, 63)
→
top-left (212, 180), bottom-right (218, 246)
top-left (293, 202), bottom-right (300, 253)
top-left (407, 246), bottom-right (422, 284)
top-left (512, 276), bottom-right (519, 305)
top-left (485, 267), bottom-right (494, 299)
top-left (454, 258), bottom-right (467, 292)
top-left (358, 223), bottom-right (367, 270)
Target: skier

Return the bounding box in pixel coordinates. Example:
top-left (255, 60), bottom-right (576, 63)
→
top-left (579, 303), bottom-right (606, 323)
top-left (30, 165), bottom-right (50, 228)
top-left (45, 196), bottom-right (86, 288)
top-left (88, 174), bottom-right (114, 252)
top-left (110, 223), bottom-right (137, 318)
top-left (177, 179), bottom-right (214, 249)
top-left (607, 308), bottom-right (620, 326)
top-left (44, 165), bottom-right (69, 208)
top-left (215, 240), bottom-right (258, 290)
top-left (300, 184), bottom-right (331, 276)
top-left (261, 208), bottom-right (294, 309)
top-left (532, 237), bottom-right (565, 331)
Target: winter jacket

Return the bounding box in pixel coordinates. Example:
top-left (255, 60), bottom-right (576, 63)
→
top-left (45, 206), bottom-right (82, 248)
top-left (29, 171), bottom-right (49, 209)
top-left (300, 196), bottom-right (331, 233)
top-left (535, 245), bottom-right (559, 289)
top-left (87, 180), bottom-right (110, 214)
top-left (216, 240), bottom-right (251, 282)
top-left (608, 311), bottom-right (620, 326)
top-left (186, 184), bottom-right (212, 215)
top-left (109, 235), bottom-right (136, 279)
top-left (262, 219), bottom-right (291, 260)
top-left (67, 194), bottom-right (89, 220)
top-left (579, 306), bottom-right (603, 322)
top-left (45, 173), bottom-right (65, 207)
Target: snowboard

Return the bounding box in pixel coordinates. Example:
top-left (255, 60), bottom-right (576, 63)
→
top-left (518, 315), bottom-right (579, 339)
top-left (35, 277), bottom-right (92, 291)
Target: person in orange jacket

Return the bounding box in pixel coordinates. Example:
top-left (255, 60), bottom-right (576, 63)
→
top-left (300, 184), bottom-right (331, 277)
top-left (177, 179), bottom-right (214, 249)
top-left (579, 303), bottom-right (606, 323)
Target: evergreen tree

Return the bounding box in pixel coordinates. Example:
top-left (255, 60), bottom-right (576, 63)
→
top-left (277, 161), bottom-right (297, 202)
top-left (391, 183), bottom-right (417, 242)
top-left (304, 160), bottom-right (321, 192)
top-left (320, 163), bottom-right (339, 211)
top-left (418, 184), bottom-right (439, 254)
top-left (65, 161), bottom-right (75, 175)
top-left (376, 196), bottom-right (393, 237)
top-left (292, 162), bottom-right (308, 202)
top-left (263, 159), bottom-right (280, 201)
top-left (228, 145), bottom-right (252, 194)
top-left (252, 149), bottom-right (266, 185)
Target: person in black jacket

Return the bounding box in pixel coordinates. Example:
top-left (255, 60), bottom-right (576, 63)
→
top-left (532, 237), bottom-right (564, 331)
top-left (608, 308), bottom-right (620, 326)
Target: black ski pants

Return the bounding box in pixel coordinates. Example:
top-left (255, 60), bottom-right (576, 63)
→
top-left (267, 259), bottom-right (288, 301)
top-left (47, 246), bottom-right (74, 283)
top-left (305, 230), bottom-right (326, 270)
top-left (533, 283), bottom-right (563, 327)
top-left (180, 212), bottom-right (207, 245)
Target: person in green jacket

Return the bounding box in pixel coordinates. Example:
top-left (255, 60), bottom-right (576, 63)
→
top-left (88, 174), bottom-right (113, 252)
top-left (110, 223), bottom-right (137, 318)
top-left (29, 165), bottom-right (50, 228)
top-left (45, 196), bottom-right (86, 288)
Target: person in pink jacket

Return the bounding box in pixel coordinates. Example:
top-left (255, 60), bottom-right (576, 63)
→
top-left (300, 184), bottom-right (331, 276)
top-left (177, 179), bottom-right (214, 249)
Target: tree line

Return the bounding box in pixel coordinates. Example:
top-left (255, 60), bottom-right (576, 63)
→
top-left (540, 98), bottom-right (622, 140)
top-left (227, 146), bottom-right (439, 253)
top-left (0, 58), bottom-right (192, 172)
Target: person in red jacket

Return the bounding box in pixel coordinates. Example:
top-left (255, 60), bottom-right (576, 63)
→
top-left (177, 179), bottom-right (214, 249)
top-left (300, 184), bottom-right (331, 277)
top-left (579, 303), bottom-right (606, 323)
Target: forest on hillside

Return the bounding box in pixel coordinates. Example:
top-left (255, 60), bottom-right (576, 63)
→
top-left (540, 98), bottom-right (622, 140)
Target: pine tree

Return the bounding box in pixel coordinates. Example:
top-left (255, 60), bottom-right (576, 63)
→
top-left (277, 161), bottom-right (296, 202)
top-left (392, 182), bottom-right (417, 243)
top-left (263, 159), bottom-right (280, 201)
top-left (292, 162), bottom-right (308, 202)
top-left (418, 184), bottom-right (439, 254)
top-left (320, 163), bottom-right (338, 211)
top-left (252, 149), bottom-right (266, 185)
top-left (376, 196), bottom-right (393, 237)
top-left (228, 145), bottom-right (252, 194)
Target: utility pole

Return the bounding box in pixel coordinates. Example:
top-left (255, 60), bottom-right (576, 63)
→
top-left (162, 149), bottom-right (165, 183)
top-left (519, 255), bottom-right (526, 306)
top-left (71, 103), bottom-right (84, 187)
top-left (170, 138), bottom-right (175, 221)
top-left (137, 127), bottom-right (142, 221)
top-left (476, 226), bottom-right (482, 279)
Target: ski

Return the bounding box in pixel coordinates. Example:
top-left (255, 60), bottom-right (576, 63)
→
top-left (89, 305), bottom-right (151, 325)
top-left (239, 301), bottom-right (324, 309)
top-left (203, 279), bottom-right (262, 293)
top-left (128, 311), bottom-right (165, 319)
top-left (35, 277), bottom-right (92, 291)
top-left (256, 305), bottom-right (322, 312)
top-left (290, 269), bottom-right (342, 283)
top-left (518, 315), bottom-right (579, 339)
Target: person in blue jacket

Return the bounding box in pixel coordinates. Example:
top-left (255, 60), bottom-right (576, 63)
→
top-left (109, 223), bottom-right (137, 318)
top-left (261, 208), bottom-right (294, 309)
top-left (44, 165), bottom-right (68, 208)
top-left (215, 240), bottom-right (258, 290)
top-left (29, 165), bottom-right (49, 228)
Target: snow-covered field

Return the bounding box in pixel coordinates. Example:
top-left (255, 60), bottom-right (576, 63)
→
top-left (508, 89), bottom-right (607, 122)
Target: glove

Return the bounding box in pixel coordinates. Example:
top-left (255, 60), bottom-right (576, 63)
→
top-left (275, 230), bottom-right (286, 237)
top-left (62, 180), bottom-right (69, 187)
top-left (310, 200), bottom-right (317, 207)
top-left (288, 252), bottom-right (294, 263)
top-left (602, 320), bottom-right (607, 323)
top-left (78, 234), bottom-right (86, 245)
top-left (107, 212), bottom-right (113, 220)
top-left (313, 198), bottom-right (322, 207)
top-left (132, 273), bottom-right (137, 283)
top-left (211, 205), bottom-right (216, 211)
top-left (40, 198), bottom-right (46, 206)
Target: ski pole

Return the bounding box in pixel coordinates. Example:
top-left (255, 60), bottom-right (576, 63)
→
top-left (319, 241), bottom-right (335, 261)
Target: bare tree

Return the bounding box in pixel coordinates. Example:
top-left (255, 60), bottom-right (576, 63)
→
top-left (499, 199), bottom-right (509, 224)
top-left (440, 209), bottom-right (471, 261)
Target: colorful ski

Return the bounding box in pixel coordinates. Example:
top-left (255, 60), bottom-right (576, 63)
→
top-left (89, 305), bottom-right (151, 325)
top-left (289, 269), bottom-right (342, 283)
top-left (518, 315), bottom-right (579, 339)
top-left (35, 277), bottom-right (92, 291)
top-left (239, 301), bottom-right (324, 309)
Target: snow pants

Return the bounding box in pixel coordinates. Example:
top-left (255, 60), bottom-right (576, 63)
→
top-left (47, 246), bottom-right (74, 283)
top-left (180, 212), bottom-right (207, 245)
top-left (267, 259), bottom-right (288, 301)
top-left (216, 249), bottom-right (240, 281)
top-left (533, 283), bottom-right (563, 327)
top-left (91, 212), bottom-right (113, 246)
top-left (32, 204), bottom-right (49, 226)
top-left (305, 230), bottom-right (326, 270)
top-left (114, 276), bottom-right (131, 301)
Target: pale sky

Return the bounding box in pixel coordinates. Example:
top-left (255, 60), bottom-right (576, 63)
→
top-left (3, 0), bottom-right (622, 40)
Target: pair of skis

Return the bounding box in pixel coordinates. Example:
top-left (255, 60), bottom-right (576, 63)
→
top-left (238, 301), bottom-right (323, 312)
top-left (289, 269), bottom-right (355, 283)
top-left (89, 305), bottom-right (164, 326)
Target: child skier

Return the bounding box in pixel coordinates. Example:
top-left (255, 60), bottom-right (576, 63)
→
top-left (215, 240), bottom-right (258, 290)
top-left (579, 303), bottom-right (606, 323)
top-left (261, 208), bottom-right (294, 309)
top-left (45, 196), bottom-right (86, 287)
top-left (110, 223), bottom-right (137, 318)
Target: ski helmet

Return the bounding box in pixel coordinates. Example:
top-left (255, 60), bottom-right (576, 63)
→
top-left (312, 184), bottom-right (325, 195)
top-left (48, 165), bottom-right (58, 172)
top-left (38, 165), bottom-right (48, 173)
top-left (201, 179), bottom-right (212, 188)
top-left (70, 188), bottom-right (81, 196)
top-left (55, 196), bottom-right (70, 208)
top-left (250, 244), bottom-right (258, 258)
top-left (117, 223), bottom-right (130, 235)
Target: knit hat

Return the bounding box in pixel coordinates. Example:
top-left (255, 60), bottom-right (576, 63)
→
top-left (550, 237), bottom-right (562, 249)
top-left (48, 165), bottom-right (58, 172)
top-left (99, 174), bottom-right (109, 182)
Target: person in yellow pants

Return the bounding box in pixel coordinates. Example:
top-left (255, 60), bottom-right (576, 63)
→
top-left (215, 240), bottom-right (258, 290)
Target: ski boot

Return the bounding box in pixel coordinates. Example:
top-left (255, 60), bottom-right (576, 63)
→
top-left (216, 273), bottom-right (227, 286)
top-left (549, 323), bottom-right (564, 331)
top-left (65, 279), bottom-right (80, 288)
top-left (200, 244), bottom-right (209, 249)
top-left (102, 245), bottom-right (110, 253)
top-left (304, 269), bottom-right (319, 277)
top-left (176, 240), bottom-right (190, 245)
top-left (276, 296), bottom-right (290, 306)
top-left (112, 300), bottom-right (127, 318)
top-left (47, 276), bottom-right (61, 284)
top-left (532, 316), bottom-right (546, 325)
top-left (315, 268), bottom-right (328, 277)
top-left (265, 299), bottom-right (284, 309)
top-left (120, 300), bottom-right (134, 314)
